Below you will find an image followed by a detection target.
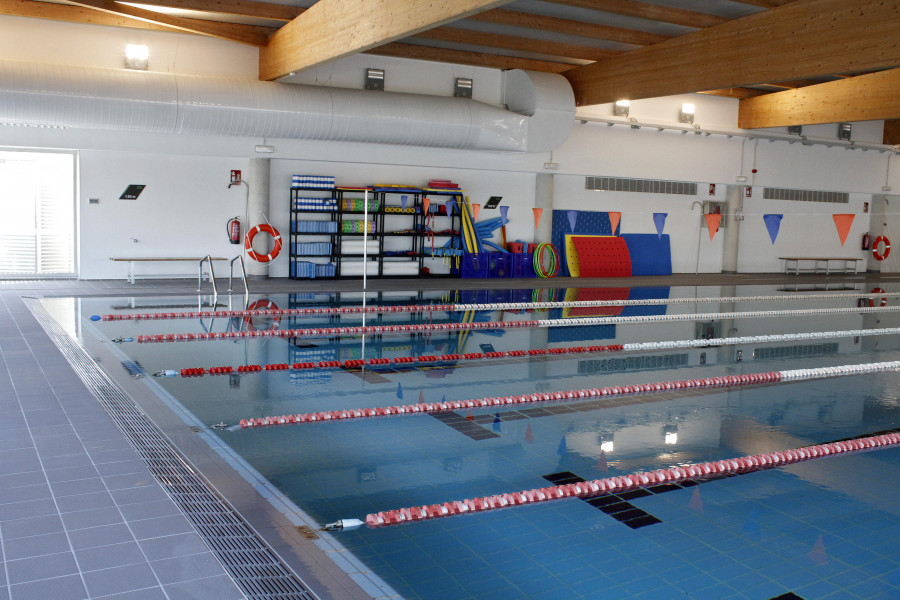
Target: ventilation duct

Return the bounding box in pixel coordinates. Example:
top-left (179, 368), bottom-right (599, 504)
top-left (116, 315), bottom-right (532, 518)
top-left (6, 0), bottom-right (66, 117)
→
top-left (0, 60), bottom-right (574, 153)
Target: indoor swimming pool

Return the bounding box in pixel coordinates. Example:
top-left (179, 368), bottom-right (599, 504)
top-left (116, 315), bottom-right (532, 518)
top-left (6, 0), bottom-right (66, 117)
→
top-left (46, 284), bottom-right (900, 600)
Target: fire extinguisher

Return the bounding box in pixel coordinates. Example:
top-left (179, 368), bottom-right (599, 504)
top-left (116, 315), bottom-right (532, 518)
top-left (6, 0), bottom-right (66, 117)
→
top-left (862, 232), bottom-right (871, 251)
top-left (227, 217), bottom-right (241, 244)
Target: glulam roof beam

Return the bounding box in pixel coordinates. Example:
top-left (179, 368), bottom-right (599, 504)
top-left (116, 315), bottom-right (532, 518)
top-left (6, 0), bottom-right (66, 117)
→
top-left (563, 0), bottom-right (900, 107)
top-left (127, 0), bottom-right (302, 22)
top-left (259, 0), bottom-right (515, 81)
top-left (367, 42), bottom-right (575, 73)
top-left (412, 27), bottom-right (619, 62)
top-left (65, 0), bottom-right (269, 44)
top-left (540, 0), bottom-right (728, 29)
top-left (739, 69), bottom-right (900, 128)
top-left (884, 120), bottom-right (900, 146)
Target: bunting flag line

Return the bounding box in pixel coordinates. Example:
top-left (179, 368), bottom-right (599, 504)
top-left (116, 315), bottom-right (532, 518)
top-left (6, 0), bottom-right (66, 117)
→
top-left (533, 207), bottom-right (543, 230)
top-left (608, 212), bottom-right (621, 236)
top-left (653, 213), bottom-right (667, 238)
top-left (471, 203), bottom-right (481, 221)
top-left (832, 214), bottom-right (855, 246)
top-left (567, 210), bottom-right (578, 233)
top-left (705, 213), bottom-right (722, 241)
top-left (763, 214), bottom-right (783, 244)
top-left (423, 197), bottom-right (431, 215)
top-left (499, 205), bottom-right (509, 226)
top-left (446, 198), bottom-right (457, 216)
top-left (400, 195), bottom-right (408, 211)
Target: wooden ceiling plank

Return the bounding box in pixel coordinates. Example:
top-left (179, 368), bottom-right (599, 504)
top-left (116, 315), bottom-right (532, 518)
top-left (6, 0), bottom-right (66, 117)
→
top-left (539, 0), bottom-right (728, 29)
top-left (367, 42), bottom-right (574, 73)
top-left (469, 8), bottom-right (669, 46)
top-left (259, 0), bottom-right (515, 81)
top-left (730, 0), bottom-right (796, 7)
top-left (65, 0), bottom-right (269, 44)
top-left (884, 119), bottom-right (900, 145)
top-left (564, 0), bottom-right (900, 107)
top-left (738, 68), bottom-right (900, 128)
top-left (413, 26), bottom-right (619, 62)
top-left (700, 88), bottom-right (770, 99)
top-left (127, 0), bottom-right (302, 22)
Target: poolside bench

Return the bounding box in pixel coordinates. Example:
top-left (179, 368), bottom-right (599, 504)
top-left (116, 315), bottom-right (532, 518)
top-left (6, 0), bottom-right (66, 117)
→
top-left (779, 257), bottom-right (861, 275)
top-left (110, 257), bottom-right (227, 284)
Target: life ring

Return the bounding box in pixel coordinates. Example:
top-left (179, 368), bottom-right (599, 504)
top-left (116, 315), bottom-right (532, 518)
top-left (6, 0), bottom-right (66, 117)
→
top-left (873, 235), bottom-right (891, 261)
top-left (245, 224), bottom-right (282, 262)
top-left (245, 299), bottom-right (280, 331)
top-left (869, 288), bottom-right (887, 308)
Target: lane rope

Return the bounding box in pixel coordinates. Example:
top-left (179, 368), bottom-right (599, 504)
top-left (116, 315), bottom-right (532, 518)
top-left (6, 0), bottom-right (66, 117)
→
top-left (359, 430), bottom-right (900, 528)
top-left (160, 326), bottom-right (900, 378)
top-left (235, 360), bottom-right (900, 429)
top-left (137, 305), bottom-right (900, 343)
top-left (93, 291), bottom-right (900, 322)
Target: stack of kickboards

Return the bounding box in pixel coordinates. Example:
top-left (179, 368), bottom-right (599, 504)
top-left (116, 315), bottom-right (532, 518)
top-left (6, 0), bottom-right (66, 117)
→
top-left (292, 175), bottom-right (335, 189)
top-left (293, 197), bottom-right (338, 211)
top-left (428, 179), bottom-right (459, 189)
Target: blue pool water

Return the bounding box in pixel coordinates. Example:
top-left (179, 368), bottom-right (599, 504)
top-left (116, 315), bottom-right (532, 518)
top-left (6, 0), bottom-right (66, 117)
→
top-left (63, 285), bottom-right (900, 600)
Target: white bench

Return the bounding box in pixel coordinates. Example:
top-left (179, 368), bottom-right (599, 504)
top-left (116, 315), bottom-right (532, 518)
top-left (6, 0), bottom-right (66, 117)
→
top-left (780, 257), bottom-right (861, 275)
top-left (111, 257), bottom-right (227, 284)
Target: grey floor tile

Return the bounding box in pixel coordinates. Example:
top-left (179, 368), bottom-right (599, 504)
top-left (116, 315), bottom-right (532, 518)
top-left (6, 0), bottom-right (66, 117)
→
top-left (33, 436), bottom-right (86, 459)
top-left (8, 574), bottom-right (87, 600)
top-left (89, 448), bottom-right (142, 466)
top-left (117, 498), bottom-right (182, 522)
top-left (6, 551), bottom-right (79, 584)
top-left (92, 586), bottom-right (168, 600)
top-left (50, 476), bottom-right (108, 497)
top-left (138, 532), bottom-right (209, 562)
top-left (55, 490), bottom-right (116, 513)
top-left (0, 434), bottom-right (36, 452)
top-left (0, 449), bottom-right (41, 476)
top-left (127, 515), bottom-right (196, 540)
top-left (3, 530), bottom-right (71, 561)
top-left (150, 553), bottom-right (228, 585)
top-left (0, 497), bottom-right (57, 522)
top-left (40, 452), bottom-right (95, 471)
top-left (101, 472), bottom-right (158, 491)
top-left (95, 459), bottom-right (148, 477)
top-left (28, 423), bottom-right (75, 438)
top-left (82, 562), bottom-right (160, 597)
top-left (163, 574), bottom-right (246, 600)
top-left (0, 470), bottom-right (46, 490)
top-left (0, 514), bottom-right (64, 540)
top-left (60, 506), bottom-right (125, 531)
top-left (76, 540), bottom-right (147, 572)
top-left (44, 464), bottom-right (102, 484)
top-left (110, 485), bottom-right (170, 506)
top-left (0, 483), bottom-right (51, 505)
top-left (67, 522), bottom-right (136, 550)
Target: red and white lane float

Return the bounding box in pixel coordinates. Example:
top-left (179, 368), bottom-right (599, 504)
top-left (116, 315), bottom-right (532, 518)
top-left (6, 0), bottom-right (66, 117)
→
top-left (356, 431), bottom-right (900, 528)
top-left (92, 291), bottom-right (900, 321)
top-left (234, 360), bottom-right (900, 429)
top-left (137, 305), bottom-right (900, 344)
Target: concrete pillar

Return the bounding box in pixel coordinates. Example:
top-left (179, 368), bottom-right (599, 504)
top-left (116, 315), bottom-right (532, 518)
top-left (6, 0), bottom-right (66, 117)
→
top-left (246, 158), bottom-right (271, 278)
top-left (721, 185), bottom-right (742, 273)
top-left (535, 173), bottom-right (554, 245)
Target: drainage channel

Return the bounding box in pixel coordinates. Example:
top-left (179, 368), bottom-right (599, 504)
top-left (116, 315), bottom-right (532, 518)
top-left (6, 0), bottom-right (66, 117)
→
top-left (26, 298), bottom-right (320, 600)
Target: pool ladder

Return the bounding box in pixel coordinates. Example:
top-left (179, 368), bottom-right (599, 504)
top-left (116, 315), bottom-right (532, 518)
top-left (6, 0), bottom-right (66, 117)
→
top-left (198, 255), bottom-right (250, 300)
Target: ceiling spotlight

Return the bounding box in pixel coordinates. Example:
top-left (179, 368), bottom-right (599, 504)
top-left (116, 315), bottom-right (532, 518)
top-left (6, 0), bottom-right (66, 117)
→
top-left (613, 99), bottom-right (630, 117)
top-left (679, 102), bottom-right (695, 124)
top-left (124, 44), bottom-right (149, 70)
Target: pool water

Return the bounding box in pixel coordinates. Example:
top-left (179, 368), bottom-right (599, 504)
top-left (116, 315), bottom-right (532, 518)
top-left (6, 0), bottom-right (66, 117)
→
top-left (65, 285), bottom-right (900, 600)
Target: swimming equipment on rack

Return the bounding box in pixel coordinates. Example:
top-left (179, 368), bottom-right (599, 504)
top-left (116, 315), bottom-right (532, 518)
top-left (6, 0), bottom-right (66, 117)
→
top-left (869, 287), bottom-right (888, 307)
top-left (244, 299), bottom-right (280, 331)
top-left (235, 359), bottom-right (900, 429)
top-left (245, 224), bottom-right (282, 262)
top-left (359, 430), bottom-right (900, 527)
top-left (873, 235), bottom-right (891, 261)
top-left (533, 243), bottom-right (559, 278)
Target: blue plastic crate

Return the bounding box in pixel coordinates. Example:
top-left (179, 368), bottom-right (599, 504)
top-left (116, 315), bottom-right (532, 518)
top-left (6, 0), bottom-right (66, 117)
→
top-left (460, 253), bottom-right (490, 278)
top-left (513, 253), bottom-right (535, 278)
top-left (488, 253), bottom-right (513, 278)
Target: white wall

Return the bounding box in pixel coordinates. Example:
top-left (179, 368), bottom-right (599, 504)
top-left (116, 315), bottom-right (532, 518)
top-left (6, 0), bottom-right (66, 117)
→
top-left (1, 14), bottom-right (897, 279)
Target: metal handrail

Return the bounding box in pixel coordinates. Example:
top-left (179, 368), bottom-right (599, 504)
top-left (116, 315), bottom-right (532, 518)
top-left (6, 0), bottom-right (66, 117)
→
top-left (198, 255), bottom-right (218, 298)
top-left (229, 255), bottom-right (250, 295)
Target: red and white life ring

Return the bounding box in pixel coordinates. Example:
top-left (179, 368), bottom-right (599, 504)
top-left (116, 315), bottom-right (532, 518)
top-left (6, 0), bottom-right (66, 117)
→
top-left (245, 224), bottom-right (282, 262)
top-left (872, 235), bottom-right (891, 261)
top-left (245, 299), bottom-right (280, 331)
top-left (869, 288), bottom-right (888, 308)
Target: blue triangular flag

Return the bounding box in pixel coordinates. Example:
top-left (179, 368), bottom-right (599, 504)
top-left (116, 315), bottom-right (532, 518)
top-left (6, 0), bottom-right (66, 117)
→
top-left (653, 213), bottom-right (668, 238)
top-left (446, 199), bottom-right (456, 215)
top-left (396, 383), bottom-right (403, 399)
top-left (499, 205), bottom-right (509, 226)
top-left (400, 195), bottom-right (408, 210)
top-left (763, 214), bottom-right (783, 244)
top-left (567, 210), bottom-right (578, 233)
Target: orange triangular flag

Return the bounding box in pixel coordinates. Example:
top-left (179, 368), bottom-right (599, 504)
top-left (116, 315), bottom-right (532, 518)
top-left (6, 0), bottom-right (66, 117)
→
top-left (705, 213), bottom-right (722, 240)
top-left (608, 212), bottom-right (621, 235)
top-left (532, 207), bottom-right (543, 230)
top-left (422, 197), bottom-right (431, 216)
top-left (471, 203), bottom-right (481, 221)
top-left (832, 214), bottom-right (855, 246)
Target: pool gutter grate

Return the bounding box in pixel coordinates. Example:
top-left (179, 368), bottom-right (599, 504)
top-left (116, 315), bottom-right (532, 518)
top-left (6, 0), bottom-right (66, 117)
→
top-left (26, 298), bottom-right (321, 600)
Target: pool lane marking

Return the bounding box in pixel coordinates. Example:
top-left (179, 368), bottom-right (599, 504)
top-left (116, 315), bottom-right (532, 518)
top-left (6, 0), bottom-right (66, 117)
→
top-left (137, 305), bottom-right (900, 343)
top-left (95, 291), bottom-right (900, 321)
top-left (162, 326), bottom-right (900, 378)
top-left (236, 360), bottom-right (900, 429)
top-left (359, 430), bottom-right (900, 528)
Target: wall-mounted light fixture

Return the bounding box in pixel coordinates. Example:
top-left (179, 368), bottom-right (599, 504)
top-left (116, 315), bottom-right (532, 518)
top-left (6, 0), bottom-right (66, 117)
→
top-left (613, 99), bottom-right (630, 117)
top-left (124, 44), bottom-right (149, 70)
top-left (365, 68), bottom-right (385, 91)
top-left (454, 77), bottom-right (473, 98)
top-left (838, 122), bottom-right (852, 141)
top-left (679, 103), bottom-right (695, 124)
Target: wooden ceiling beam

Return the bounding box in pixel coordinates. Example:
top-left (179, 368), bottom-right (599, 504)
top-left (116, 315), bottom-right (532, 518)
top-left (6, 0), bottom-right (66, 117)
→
top-left (413, 27), bottom-right (619, 62)
top-left (468, 8), bottom-right (670, 46)
top-left (65, 0), bottom-right (269, 44)
top-left (738, 68), bottom-right (900, 128)
top-left (730, 0), bottom-right (796, 7)
top-left (367, 42), bottom-right (575, 73)
top-left (125, 0), bottom-right (302, 22)
top-left (564, 0), bottom-right (900, 107)
top-left (700, 88), bottom-right (769, 99)
top-left (884, 119), bottom-right (900, 146)
top-left (540, 0), bottom-right (728, 29)
top-left (259, 0), bottom-right (515, 81)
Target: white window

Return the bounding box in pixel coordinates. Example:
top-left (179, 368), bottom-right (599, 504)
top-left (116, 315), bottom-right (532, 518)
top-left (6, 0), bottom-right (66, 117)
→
top-left (0, 150), bottom-right (76, 277)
